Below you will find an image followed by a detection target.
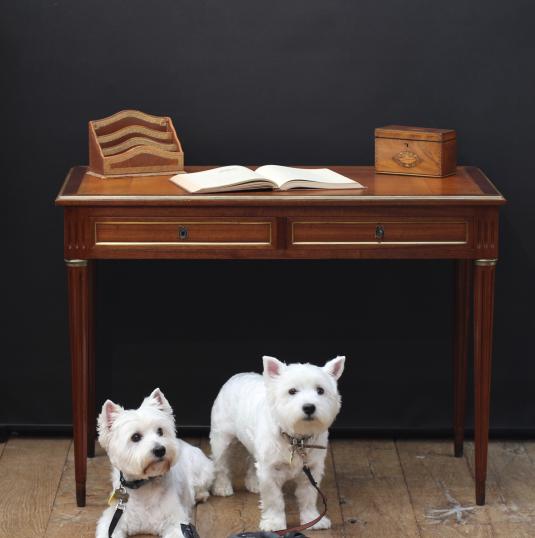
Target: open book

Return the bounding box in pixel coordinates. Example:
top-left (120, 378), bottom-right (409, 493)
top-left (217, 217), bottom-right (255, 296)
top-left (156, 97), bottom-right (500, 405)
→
top-left (170, 165), bottom-right (365, 194)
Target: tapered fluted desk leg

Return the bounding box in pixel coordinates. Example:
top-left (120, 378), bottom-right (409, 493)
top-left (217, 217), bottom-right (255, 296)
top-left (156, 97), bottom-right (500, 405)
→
top-left (66, 259), bottom-right (91, 507)
top-left (453, 260), bottom-right (472, 457)
top-left (473, 258), bottom-right (497, 506)
top-left (87, 262), bottom-right (96, 458)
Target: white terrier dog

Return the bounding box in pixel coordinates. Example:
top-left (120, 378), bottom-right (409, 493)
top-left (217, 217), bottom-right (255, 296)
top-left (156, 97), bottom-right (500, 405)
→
top-left (210, 355), bottom-right (345, 532)
top-left (95, 388), bottom-right (214, 538)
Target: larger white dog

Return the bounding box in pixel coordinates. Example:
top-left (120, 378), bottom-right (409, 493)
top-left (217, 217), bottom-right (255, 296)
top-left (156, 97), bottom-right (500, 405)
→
top-left (210, 355), bottom-right (345, 532)
top-left (96, 388), bottom-right (214, 538)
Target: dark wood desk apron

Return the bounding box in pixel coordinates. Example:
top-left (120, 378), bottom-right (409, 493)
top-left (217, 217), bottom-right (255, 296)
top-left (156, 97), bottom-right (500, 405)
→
top-left (56, 165), bottom-right (506, 507)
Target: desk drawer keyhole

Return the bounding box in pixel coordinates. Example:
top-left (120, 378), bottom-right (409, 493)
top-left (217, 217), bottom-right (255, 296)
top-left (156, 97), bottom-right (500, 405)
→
top-left (375, 224), bottom-right (385, 241)
top-left (179, 226), bottom-right (189, 240)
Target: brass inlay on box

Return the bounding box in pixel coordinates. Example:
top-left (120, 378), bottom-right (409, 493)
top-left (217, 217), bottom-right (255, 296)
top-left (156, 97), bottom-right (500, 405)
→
top-left (94, 221), bottom-right (272, 247)
top-left (393, 150), bottom-right (421, 168)
top-left (291, 220), bottom-right (468, 246)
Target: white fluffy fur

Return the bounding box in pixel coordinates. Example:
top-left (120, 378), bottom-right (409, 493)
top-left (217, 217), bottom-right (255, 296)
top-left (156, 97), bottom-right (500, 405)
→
top-left (210, 356), bottom-right (345, 532)
top-left (96, 388), bottom-right (214, 538)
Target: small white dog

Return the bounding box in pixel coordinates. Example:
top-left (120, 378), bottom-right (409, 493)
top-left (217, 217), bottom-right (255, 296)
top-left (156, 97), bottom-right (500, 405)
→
top-left (96, 388), bottom-right (214, 538)
top-left (210, 355), bottom-right (345, 532)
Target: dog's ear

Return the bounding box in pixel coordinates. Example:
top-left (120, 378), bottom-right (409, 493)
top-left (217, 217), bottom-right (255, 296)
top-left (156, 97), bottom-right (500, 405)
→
top-left (263, 355), bottom-right (286, 379)
top-left (143, 388), bottom-right (173, 415)
top-left (97, 400), bottom-right (123, 447)
top-left (323, 356), bottom-right (346, 381)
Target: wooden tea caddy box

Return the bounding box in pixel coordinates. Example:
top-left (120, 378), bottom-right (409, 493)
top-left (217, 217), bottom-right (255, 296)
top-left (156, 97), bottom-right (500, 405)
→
top-left (88, 110), bottom-right (184, 176)
top-left (375, 125), bottom-right (457, 177)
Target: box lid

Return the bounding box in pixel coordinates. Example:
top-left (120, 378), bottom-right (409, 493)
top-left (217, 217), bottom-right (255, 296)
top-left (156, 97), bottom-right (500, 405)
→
top-left (375, 125), bottom-right (456, 142)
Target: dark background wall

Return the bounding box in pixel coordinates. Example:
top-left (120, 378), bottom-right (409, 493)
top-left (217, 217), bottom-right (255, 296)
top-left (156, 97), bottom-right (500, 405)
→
top-left (3, 0), bottom-right (535, 435)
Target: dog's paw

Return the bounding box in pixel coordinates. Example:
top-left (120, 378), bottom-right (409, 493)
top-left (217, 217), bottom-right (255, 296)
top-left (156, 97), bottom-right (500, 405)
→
top-left (212, 476), bottom-right (234, 496)
top-left (195, 488), bottom-right (210, 503)
top-left (307, 515), bottom-right (331, 530)
top-left (244, 474), bottom-right (260, 494)
top-left (259, 516), bottom-right (286, 532)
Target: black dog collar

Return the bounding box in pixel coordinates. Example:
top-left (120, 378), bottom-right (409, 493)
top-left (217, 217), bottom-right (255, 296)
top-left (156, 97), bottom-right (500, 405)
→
top-left (119, 470), bottom-right (157, 489)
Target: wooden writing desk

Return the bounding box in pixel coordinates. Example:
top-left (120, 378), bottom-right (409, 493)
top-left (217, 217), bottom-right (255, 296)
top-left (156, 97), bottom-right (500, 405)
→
top-left (56, 165), bottom-right (505, 507)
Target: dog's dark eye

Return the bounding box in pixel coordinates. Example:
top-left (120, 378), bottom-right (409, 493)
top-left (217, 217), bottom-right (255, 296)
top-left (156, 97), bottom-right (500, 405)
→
top-left (131, 433), bottom-right (142, 443)
top-left (157, 427), bottom-right (163, 436)
top-left (289, 388), bottom-right (298, 395)
top-left (317, 387), bottom-right (325, 395)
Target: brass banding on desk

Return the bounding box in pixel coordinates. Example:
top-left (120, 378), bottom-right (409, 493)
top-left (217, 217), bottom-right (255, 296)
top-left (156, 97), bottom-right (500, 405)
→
top-left (290, 220), bottom-right (469, 246)
top-left (94, 220), bottom-right (273, 248)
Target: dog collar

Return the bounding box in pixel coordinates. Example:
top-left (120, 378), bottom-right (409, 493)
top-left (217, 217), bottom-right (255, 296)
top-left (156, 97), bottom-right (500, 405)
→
top-left (281, 431), bottom-right (312, 443)
top-left (280, 431), bottom-right (326, 464)
top-left (280, 431), bottom-right (326, 448)
top-left (119, 471), bottom-right (158, 490)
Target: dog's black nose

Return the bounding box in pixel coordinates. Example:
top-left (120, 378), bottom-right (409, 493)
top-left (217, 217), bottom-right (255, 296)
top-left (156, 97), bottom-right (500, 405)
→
top-left (303, 404), bottom-right (316, 416)
top-left (153, 445), bottom-right (166, 458)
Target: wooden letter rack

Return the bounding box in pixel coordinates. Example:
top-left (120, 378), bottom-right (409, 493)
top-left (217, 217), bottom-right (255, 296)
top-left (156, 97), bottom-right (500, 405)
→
top-left (88, 110), bottom-right (184, 176)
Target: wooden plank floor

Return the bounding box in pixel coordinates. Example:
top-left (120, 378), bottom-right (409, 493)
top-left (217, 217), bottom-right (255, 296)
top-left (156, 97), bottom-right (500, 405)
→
top-left (1, 438), bottom-right (535, 538)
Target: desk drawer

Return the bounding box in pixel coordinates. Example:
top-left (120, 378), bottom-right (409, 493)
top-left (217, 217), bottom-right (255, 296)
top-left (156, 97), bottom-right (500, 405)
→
top-left (290, 219), bottom-right (469, 247)
top-left (94, 219), bottom-right (274, 248)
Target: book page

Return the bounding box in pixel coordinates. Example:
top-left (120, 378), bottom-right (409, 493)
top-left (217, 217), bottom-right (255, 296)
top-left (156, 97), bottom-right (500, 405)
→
top-left (170, 166), bottom-right (272, 193)
top-left (255, 165), bottom-right (360, 189)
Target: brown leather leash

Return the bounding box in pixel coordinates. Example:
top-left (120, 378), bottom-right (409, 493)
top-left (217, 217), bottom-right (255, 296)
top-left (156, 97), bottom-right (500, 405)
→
top-left (273, 434), bottom-right (328, 536)
top-left (273, 464), bottom-right (327, 536)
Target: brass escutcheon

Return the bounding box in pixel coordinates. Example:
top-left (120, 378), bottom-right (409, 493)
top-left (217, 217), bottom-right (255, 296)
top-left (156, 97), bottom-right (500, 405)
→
top-left (375, 224), bottom-right (385, 241)
top-left (178, 226), bottom-right (189, 240)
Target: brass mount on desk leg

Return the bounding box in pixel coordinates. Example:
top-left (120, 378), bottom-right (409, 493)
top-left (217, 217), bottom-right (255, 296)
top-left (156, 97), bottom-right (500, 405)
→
top-left (65, 259), bottom-right (88, 267)
top-left (474, 259), bottom-right (498, 267)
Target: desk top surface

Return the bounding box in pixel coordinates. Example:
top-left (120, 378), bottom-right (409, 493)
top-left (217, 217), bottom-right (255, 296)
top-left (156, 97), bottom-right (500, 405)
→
top-left (56, 165), bottom-right (505, 206)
